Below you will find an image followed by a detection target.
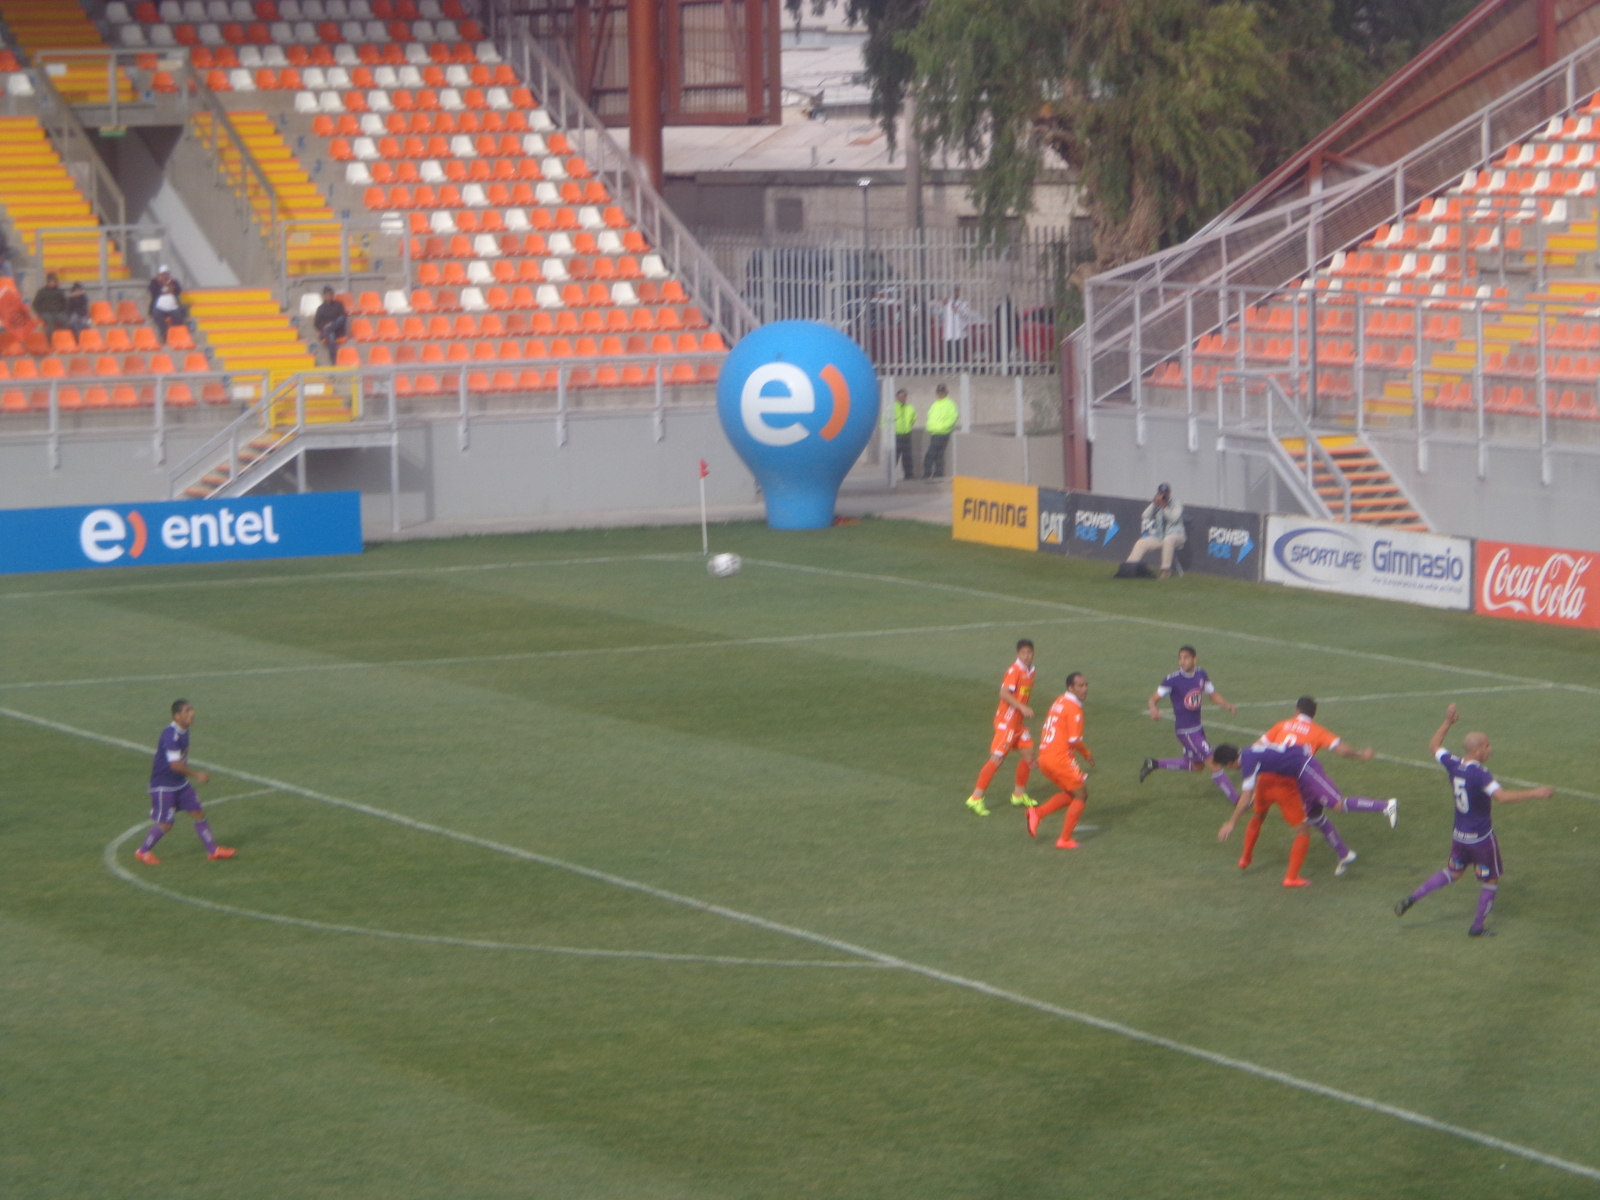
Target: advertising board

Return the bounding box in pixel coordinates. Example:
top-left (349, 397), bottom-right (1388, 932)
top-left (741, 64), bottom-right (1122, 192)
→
top-left (1263, 516), bottom-right (1471, 610)
top-left (1474, 539), bottom-right (1599, 630)
top-left (0, 492), bottom-right (364, 575)
top-left (951, 476), bottom-right (1039, 551)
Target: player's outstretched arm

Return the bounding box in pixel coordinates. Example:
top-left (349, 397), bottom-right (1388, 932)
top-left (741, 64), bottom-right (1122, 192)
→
top-left (1208, 689), bottom-right (1237, 715)
top-left (1218, 787), bottom-right (1253, 842)
top-left (1497, 785), bottom-right (1556, 803)
top-left (1428, 703), bottom-right (1459, 756)
top-left (1147, 690), bottom-right (1164, 720)
top-left (1332, 741), bottom-right (1376, 761)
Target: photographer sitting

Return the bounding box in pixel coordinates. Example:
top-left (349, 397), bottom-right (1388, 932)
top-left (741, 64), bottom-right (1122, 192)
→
top-left (1124, 483), bottom-right (1186, 579)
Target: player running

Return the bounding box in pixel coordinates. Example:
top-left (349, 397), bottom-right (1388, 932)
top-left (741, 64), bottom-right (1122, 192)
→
top-left (1257, 697), bottom-right (1395, 875)
top-left (1138, 645), bottom-right (1239, 803)
top-left (966, 639), bottom-right (1039, 817)
top-left (1213, 743), bottom-right (1318, 886)
top-left (134, 699), bottom-right (235, 865)
top-left (1396, 704), bottom-right (1553, 937)
top-left (1026, 673), bottom-right (1093, 849)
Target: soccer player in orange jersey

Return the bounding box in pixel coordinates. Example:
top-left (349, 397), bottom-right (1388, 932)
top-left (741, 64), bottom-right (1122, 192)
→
top-left (1026, 673), bottom-right (1093, 849)
top-left (1211, 744), bottom-right (1313, 887)
top-left (1259, 696), bottom-right (1393, 875)
top-left (966, 639), bottom-right (1039, 817)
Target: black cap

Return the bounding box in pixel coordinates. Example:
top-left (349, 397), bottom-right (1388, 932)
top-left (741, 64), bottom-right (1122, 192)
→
top-left (1156, 482), bottom-right (1171, 495)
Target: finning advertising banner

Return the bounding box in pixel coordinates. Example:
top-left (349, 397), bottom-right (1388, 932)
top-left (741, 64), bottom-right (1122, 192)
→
top-left (1475, 539), bottom-right (1599, 630)
top-left (0, 492), bottom-right (364, 575)
top-left (1264, 516), bottom-right (1471, 610)
top-left (952, 476), bottom-right (1038, 551)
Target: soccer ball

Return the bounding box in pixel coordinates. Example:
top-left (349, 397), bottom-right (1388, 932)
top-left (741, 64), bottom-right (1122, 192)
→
top-left (708, 553), bottom-right (742, 578)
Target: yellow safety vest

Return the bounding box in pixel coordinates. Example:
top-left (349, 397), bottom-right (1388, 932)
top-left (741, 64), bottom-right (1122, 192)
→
top-left (926, 397), bottom-right (959, 435)
top-left (894, 401), bottom-right (916, 435)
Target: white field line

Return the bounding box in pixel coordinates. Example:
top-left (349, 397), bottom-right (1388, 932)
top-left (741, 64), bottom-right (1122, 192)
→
top-left (1156, 713), bottom-right (1600, 804)
top-left (0, 553), bottom-right (698, 601)
top-left (103, 801), bottom-right (879, 971)
top-left (0, 616), bottom-right (1112, 692)
top-left (10, 703), bottom-right (1597, 1184)
top-left (743, 558), bottom-right (1600, 699)
top-left (1228, 684), bottom-right (1558, 708)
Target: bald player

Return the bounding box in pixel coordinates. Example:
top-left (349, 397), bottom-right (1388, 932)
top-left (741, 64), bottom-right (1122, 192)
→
top-left (1396, 704), bottom-right (1553, 937)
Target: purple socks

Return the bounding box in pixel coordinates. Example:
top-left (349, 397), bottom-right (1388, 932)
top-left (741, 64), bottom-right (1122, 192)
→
top-left (1309, 814), bottom-right (1351, 859)
top-left (139, 826), bottom-right (166, 853)
top-left (1156, 758), bottom-right (1189, 771)
top-left (1342, 796), bottom-right (1389, 813)
top-left (1472, 884), bottom-right (1498, 933)
top-left (193, 819), bottom-right (218, 854)
top-left (1211, 770), bottom-right (1240, 803)
top-left (1410, 870), bottom-right (1454, 901)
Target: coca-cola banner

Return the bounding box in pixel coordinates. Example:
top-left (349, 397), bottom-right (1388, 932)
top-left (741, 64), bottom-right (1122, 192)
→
top-left (1474, 540), bottom-right (1599, 630)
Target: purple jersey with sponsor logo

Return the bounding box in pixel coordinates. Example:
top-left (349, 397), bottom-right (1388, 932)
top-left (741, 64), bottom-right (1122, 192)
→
top-left (1158, 669), bottom-right (1214, 732)
top-left (1238, 743), bottom-right (1311, 790)
top-left (1438, 748), bottom-right (1499, 842)
top-left (150, 723), bottom-right (189, 788)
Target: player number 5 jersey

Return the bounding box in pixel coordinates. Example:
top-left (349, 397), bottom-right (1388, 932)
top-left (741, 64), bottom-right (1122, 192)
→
top-left (994, 659), bottom-right (1036, 730)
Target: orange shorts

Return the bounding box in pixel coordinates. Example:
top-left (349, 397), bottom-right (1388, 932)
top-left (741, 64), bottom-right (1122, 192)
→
top-left (1253, 774), bottom-right (1305, 826)
top-left (989, 722), bottom-right (1034, 757)
top-left (1038, 755), bottom-right (1086, 793)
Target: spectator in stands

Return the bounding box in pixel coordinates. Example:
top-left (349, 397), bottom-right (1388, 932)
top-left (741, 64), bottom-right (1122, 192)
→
top-left (33, 272), bottom-right (68, 335)
top-left (148, 264), bottom-right (182, 311)
top-left (1124, 483), bottom-right (1187, 579)
top-left (65, 282), bottom-right (90, 334)
top-left (894, 388), bottom-right (917, 481)
top-left (0, 229), bottom-right (13, 278)
top-left (150, 279), bottom-right (188, 342)
top-left (922, 383), bottom-right (959, 479)
top-left (313, 287), bottom-right (349, 365)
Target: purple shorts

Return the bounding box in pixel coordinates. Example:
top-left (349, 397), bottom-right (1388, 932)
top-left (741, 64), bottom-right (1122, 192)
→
top-left (149, 783), bottom-right (202, 825)
top-left (1175, 727), bottom-right (1212, 764)
top-left (1449, 833), bottom-right (1503, 880)
top-left (1296, 757), bottom-right (1342, 817)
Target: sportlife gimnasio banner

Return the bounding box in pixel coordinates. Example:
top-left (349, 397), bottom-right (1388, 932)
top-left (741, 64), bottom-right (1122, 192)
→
top-left (1263, 516), bottom-right (1472, 611)
top-left (0, 491), bottom-right (364, 575)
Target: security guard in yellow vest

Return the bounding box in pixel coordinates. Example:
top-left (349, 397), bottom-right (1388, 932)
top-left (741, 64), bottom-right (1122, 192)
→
top-left (922, 384), bottom-right (959, 478)
top-left (893, 389), bottom-right (917, 480)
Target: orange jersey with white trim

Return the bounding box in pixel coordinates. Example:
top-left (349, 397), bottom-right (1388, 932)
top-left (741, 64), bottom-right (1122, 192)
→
top-left (1038, 692), bottom-right (1085, 770)
top-left (993, 659), bottom-right (1036, 730)
top-left (1260, 714), bottom-right (1340, 756)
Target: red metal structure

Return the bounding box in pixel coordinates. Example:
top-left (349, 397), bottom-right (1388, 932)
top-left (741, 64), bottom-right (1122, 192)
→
top-left (513, 0), bottom-right (782, 129)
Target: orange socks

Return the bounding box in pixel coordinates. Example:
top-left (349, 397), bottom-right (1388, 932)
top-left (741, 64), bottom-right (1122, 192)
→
top-left (1059, 797), bottom-right (1086, 843)
top-left (1285, 832), bottom-right (1310, 883)
top-left (1014, 759), bottom-right (1031, 790)
top-left (1240, 815), bottom-right (1263, 868)
top-left (974, 759), bottom-right (999, 794)
top-left (1034, 793), bottom-right (1070, 818)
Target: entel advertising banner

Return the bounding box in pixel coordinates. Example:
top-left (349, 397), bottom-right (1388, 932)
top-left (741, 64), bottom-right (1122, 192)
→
top-left (1264, 516), bottom-right (1472, 610)
top-left (0, 492), bottom-right (364, 575)
top-left (1475, 539), bottom-right (1599, 630)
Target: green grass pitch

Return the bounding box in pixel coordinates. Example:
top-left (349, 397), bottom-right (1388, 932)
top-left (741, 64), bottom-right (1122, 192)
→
top-left (3, 518), bottom-right (1598, 1199)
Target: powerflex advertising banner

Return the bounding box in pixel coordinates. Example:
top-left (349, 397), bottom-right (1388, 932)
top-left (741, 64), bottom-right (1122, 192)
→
top-left (1264, 516), bottom-right (1471, 610)
top-left (1475, 539), bottom-right (1599, 631)
top-left (1181, 504), bottom-right (1264, 582)
top-left (0, 492), bottom-right (364, 575)
top-left (1035, 490), bottom-right (1262, 581)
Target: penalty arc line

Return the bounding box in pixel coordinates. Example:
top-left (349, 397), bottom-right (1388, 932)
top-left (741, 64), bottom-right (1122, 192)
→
top-left (0, 616), bottom-right (1115, 693)
top-left (8, 703), bottom-right (1598, 1185)
top-left (742, 557), bottom-right (1600, 699)
top-left (103, 802), bottom-right (880, 972)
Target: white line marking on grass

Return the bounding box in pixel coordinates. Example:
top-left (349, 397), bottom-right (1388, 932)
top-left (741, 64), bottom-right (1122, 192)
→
top-left (743, 558), bottom-right (1600, 699)
top-left (0, 553), bottom-right (698, 601)
top-left (1230, 684), bottom-right (1558, 708)
top-left (103, 803), bottom-right (880, 971)
top-left (12, 704), bottom-right (1598, 1184)
top-left (0, 617), bottom-right (1113, 692)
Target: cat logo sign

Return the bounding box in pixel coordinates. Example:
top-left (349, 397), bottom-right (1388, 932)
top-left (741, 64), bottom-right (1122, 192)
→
top-left (952, 477), bottom-right (1038, 551)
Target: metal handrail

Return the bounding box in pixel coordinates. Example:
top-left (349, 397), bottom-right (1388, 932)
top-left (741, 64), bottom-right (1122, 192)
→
top-left (28, 65), bottom-right (127, 229)
top-left (180, 65), bottom-right (283, 284)
top-left (499, 24), bottom-right (759, 344)
top-left (1218, 368), bottom-right (1352, 520)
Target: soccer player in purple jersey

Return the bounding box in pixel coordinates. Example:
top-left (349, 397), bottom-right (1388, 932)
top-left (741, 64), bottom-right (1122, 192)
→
top-left (134, 699), bottom-right (235, 865)
top-left (1138, 646), bottom-right (1239, 803)
top-left (1395, 703), bottom-right (1552, 936)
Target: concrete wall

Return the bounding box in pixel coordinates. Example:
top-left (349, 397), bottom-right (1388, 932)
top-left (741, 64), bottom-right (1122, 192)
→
top-left (0, 413), bottom-right (237, 509)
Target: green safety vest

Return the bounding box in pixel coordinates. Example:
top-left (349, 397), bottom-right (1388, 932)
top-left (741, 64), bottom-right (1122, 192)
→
top-left (926, 397), bottom-right (959, 435)
top-left (894, 402), bottom-right (916, 435)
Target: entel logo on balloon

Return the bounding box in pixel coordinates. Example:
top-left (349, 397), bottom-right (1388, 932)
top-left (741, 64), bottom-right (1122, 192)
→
top-left (739, 361), bottom-right (851, 446)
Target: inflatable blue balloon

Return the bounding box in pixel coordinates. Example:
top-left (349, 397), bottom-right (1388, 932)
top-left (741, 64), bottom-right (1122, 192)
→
top-left (716, 320), bottom-right (881, 529)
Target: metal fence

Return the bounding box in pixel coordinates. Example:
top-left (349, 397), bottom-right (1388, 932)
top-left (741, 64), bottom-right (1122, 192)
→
top-left (697, 228), bottom-right (1074, 375)
top-left (1082, 31), bottom-right (1600, 411)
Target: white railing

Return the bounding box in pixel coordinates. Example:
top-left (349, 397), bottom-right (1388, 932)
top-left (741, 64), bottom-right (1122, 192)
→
top-left (1083, 30), bottom-right (1600, 410)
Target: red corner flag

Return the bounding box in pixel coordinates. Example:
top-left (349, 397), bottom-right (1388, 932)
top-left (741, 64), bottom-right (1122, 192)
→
top-left (699, 458), bottom-right (709, 478)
